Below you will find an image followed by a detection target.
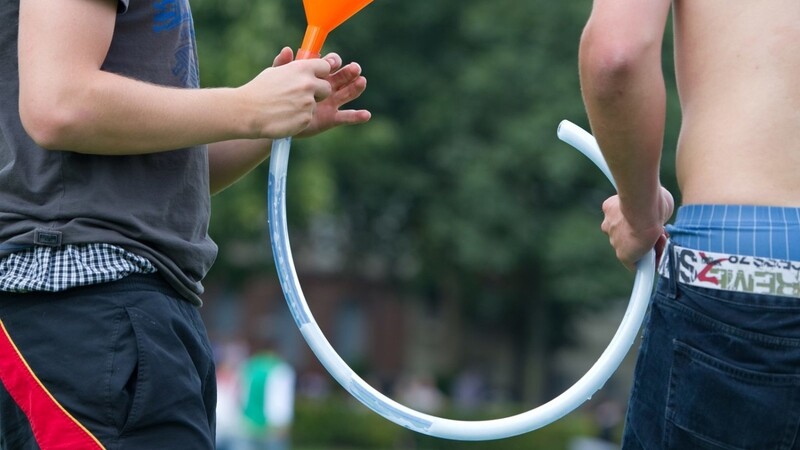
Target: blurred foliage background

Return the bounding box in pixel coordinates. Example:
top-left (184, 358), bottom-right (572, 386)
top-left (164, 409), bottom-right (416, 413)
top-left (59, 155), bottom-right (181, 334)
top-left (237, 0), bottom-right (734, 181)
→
top-left (192, 0), bottom-right (681, 448)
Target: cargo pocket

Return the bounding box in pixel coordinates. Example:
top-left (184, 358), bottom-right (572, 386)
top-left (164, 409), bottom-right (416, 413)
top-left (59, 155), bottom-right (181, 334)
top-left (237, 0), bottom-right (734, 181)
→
top-left (665, 340), bottom-right (800, 450)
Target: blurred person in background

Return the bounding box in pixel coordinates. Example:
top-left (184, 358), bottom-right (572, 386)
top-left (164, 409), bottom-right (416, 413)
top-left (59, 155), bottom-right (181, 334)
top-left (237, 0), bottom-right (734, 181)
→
top-left (398, 373), bottom-right (445, 414)
top-left (580, 0), bottom-right (800, 448)
top-left (240, 345), bottom-right (296, 450)
top-left (216, 339), bottom-right (250, 450)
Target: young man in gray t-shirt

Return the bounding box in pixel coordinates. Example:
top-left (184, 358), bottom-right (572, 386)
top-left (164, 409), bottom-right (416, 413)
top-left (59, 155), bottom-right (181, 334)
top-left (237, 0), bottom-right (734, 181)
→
top-left (0, 0), bottom-right (370, 447)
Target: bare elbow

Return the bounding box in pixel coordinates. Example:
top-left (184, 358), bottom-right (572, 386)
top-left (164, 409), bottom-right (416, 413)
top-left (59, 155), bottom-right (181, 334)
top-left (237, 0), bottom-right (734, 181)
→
top-left (579, 27), bottom-right (650, 100)
top-left (19, 100), bottom-right (78, 150)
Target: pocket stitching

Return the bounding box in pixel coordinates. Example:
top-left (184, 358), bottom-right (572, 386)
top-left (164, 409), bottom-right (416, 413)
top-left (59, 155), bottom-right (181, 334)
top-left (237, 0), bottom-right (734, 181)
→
top-left (666, 339), bottom-right (800, 450)
top-left (119, 306), bottom-right (149, 436)
top-left (103, 308), bottom-right (126, 431)
top-left (674, 340), bottom-right (800, 385)
top-left (661, 295), bottom-right (800, 348)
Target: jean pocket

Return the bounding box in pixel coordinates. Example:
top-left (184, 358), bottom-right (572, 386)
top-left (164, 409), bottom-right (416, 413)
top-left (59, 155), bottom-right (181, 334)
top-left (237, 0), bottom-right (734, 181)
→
top-left (666, 340), bottom-right (800, 450)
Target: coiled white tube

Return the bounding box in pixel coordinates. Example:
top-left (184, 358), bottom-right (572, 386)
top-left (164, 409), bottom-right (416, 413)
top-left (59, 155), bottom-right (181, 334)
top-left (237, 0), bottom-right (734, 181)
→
top-left (266, 122), bottom-right (654, 441)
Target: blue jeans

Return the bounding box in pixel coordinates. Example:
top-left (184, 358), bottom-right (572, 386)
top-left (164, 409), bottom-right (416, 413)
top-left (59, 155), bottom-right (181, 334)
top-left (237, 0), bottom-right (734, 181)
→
top-left (622, 244), bottom-right (800, 449)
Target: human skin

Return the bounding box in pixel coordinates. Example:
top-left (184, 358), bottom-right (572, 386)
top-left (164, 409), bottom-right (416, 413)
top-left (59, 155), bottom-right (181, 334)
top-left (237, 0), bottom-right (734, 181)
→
top-left (17, 0), bottom-right (371, 194)
top-left (578, 0), bottom-right (800, 269)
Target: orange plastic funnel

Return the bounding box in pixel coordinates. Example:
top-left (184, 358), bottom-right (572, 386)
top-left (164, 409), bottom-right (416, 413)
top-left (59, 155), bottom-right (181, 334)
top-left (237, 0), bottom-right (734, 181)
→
top-left (297, 0), bottom-right (374, 60)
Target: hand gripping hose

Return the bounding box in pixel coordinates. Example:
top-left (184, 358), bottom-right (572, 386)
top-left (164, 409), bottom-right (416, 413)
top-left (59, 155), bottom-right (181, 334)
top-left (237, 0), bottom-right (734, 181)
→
top-left (266, 120), bottom-right (655, 440)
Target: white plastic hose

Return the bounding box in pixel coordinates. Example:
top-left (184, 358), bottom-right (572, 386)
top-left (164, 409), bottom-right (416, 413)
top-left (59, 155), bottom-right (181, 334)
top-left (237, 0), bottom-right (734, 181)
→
top-left (266, 122), bottom-right (654, 440)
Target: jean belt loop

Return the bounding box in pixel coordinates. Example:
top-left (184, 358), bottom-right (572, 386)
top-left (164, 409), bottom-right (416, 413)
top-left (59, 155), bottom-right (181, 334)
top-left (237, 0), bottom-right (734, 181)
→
top-left (665, 240), bottom-right (679, 299)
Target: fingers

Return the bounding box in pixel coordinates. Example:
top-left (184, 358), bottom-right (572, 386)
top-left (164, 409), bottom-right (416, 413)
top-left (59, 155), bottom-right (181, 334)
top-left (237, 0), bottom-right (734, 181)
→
top-left (620, 259), bottom-right (636, 272)
top-left (313, 81), bottom-right (332, 102)
top-left (288, 59), bottom-right (334, 101)
top-left (332, 109), bottom-right (372, 126)
top-left (244, 55), bottom-right (336, 138)
top-left (273, 48), bottom-right (331, 100)
top-left (660, 186), bottom-right (675, 220)
top-left (328, 62), bottom-right (363, 90)
top-left (272, 57), bottom-right (363, 104)
top-left (272, 47), bottom-right (294, 68)
top-left (328, 73), bottom-right (367, 106)
top-left (600, 194), bottom-right (662, 271)
top-left (321, 72), bottom-right (369, 126)
top-left (654, 231), bottom-right (668, 266)
top-left (256, 53), bottom-right (369, 138)
top-left (600, 196), bottom-right (617, 235)
top-left (322, 53), bottom-right (343, 72)
top-left (306, 58), bottom-right (334, 78)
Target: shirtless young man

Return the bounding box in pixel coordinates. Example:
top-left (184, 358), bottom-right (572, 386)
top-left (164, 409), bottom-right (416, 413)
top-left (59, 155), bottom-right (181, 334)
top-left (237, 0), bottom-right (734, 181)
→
top-left (580, 0), bottom-right (800, 448)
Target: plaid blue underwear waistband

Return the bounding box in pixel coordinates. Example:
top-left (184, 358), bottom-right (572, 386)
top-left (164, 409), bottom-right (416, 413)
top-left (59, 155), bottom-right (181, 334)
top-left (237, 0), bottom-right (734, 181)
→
top-left (666, 204), bottom-right (800, 261)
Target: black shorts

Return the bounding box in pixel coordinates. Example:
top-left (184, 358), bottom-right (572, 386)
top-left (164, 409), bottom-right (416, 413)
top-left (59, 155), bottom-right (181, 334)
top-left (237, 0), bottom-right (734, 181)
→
top-left (0, 274), bottom-right (216, 450)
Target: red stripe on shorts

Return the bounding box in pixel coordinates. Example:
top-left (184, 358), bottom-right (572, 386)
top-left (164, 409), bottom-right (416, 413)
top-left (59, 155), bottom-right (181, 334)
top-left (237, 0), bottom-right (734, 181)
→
top-left (0, 319), bottom-right (105, 450)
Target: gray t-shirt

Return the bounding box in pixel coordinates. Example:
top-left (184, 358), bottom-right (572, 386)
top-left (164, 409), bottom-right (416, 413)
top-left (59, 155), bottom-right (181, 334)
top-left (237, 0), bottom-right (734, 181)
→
top-left (0, 0), bottom-right (217, 305)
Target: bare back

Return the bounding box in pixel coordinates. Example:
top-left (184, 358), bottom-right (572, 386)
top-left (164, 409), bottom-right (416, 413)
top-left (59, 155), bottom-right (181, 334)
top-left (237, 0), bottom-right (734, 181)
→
top-left (673, 0), bottom-right (800, 205)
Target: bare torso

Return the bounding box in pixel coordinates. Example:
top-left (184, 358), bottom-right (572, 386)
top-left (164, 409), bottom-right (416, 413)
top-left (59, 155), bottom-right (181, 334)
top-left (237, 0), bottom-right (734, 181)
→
top-left (673, 0), bottom-right (800, 205)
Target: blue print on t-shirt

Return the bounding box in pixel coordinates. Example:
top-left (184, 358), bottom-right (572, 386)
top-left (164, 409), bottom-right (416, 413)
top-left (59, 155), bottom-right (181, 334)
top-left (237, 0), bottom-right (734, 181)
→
top-left (153, 0), bottom-right (199, 87)
top-left (153, 0), bottom-right (187, 32)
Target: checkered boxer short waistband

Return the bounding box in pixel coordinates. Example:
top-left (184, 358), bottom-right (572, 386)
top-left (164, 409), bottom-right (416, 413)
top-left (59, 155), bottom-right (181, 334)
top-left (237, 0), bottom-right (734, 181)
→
top-left (659, 244), bottom-right (800, 298)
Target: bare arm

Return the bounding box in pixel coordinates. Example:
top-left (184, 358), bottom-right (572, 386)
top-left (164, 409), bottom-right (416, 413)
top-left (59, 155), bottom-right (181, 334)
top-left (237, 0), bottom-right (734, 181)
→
top-left (18, 0), bottom-right (332, 155)
top-left (579, 0), bottom-right (674, 269)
